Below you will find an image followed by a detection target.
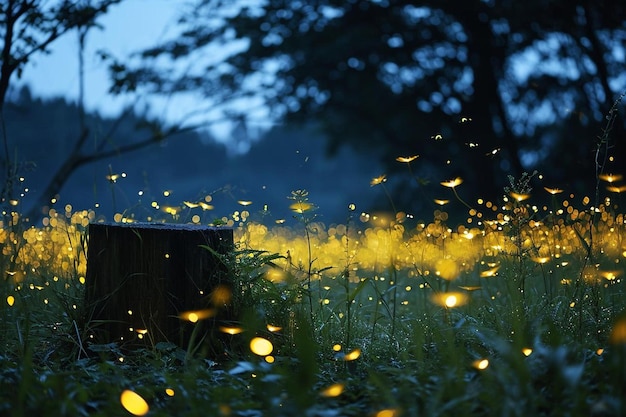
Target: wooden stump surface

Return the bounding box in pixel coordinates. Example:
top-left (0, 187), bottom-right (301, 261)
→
top-left (85, 222), bottom-right (233, 350)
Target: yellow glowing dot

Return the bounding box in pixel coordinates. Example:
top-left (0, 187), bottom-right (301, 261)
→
top-left (445, 295), bottom-right (458, 307)
top-left (431, 292), bottom-right (468, 308)
top-left (544, 187), bottom-right (563, 194)
top-left (120, 390), bottom-right (149, 416)
top-left (79, 276), bottom-right (86, 285)
top-left (609, 315), bottom-right (626, 345)
top-left (599, 173), bottom-right (623, 183)
top-left (7, 295), bottom-right (15, 306)
top-left (395, 155), bottom-right (419, 163)
top-left (441, 177), bottom-right (463, 188)
top-left (250, 337), bottom-right (273, 356)
top-left (289, 202), bottom-right (313, 213)
top-left (596, 348), bottom-right (604, 356)
top-left (376, 409), bottom-right (400, 417)
top-left (531, 257), bottom-right (550, 264)
top-left (178, 309), bottom-right (216, 323)
top-left (509, 192), bottom-right (531, 202)
top-left (265, 355), bottom-right (275, 364)
top-left (165, 388), bottom-right (175, 397)
top-left (344, 348), bottom-right (361, 361)
top-left (370, 174), bottom-right (387, 186)
top-left (473, 359), bottom-right (489, 370)
top-left (320, 383), bottom-right (344, 397)
top-left (522, 348), bottom-right (533, 356)
top-left (219, 326), bottom-right (244, 335)
top-left (238, 200), bottom-right (252, 206)
top-left (332, 344), bottom-right (342, 352)
top-left (192, 215), bottom-right (200, 223)
top-left (266, 324), bottom-right (282, 332)
top-left (570, 302), bottom-right (576, 308)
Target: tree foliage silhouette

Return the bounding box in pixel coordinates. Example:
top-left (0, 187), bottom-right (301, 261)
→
top-left (111, 0), bottom-right (626, 215)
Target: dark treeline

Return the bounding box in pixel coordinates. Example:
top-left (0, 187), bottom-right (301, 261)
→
top-left (110, 0), bottom-right (626, 219)
top-left (4, 87), bottom-right (380, 224)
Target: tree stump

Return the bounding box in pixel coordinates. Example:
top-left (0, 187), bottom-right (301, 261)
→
top-left (85, 222), bottom-right (234, 353)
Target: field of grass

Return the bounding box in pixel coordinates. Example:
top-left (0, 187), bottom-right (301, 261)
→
top-left (2, 163), bottom-right (626, 417)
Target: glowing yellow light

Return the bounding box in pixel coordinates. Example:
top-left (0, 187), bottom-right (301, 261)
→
top-left (120, 390), bottom-right (149, 416)
top-left (431, 292), bottom-right (468, 308)
top-left (289, 202), bottom-right (313, 213)
top-left (596, 348), bottom-right (604, 355)
top-left (250, 337), bottom-right (273, 356)
top-left (265, 269), bottom-right (285, 282)
top-left (441, 177), bottom-right (463, 188)
top-left (445, 295), bottom-right (458, 307)
top-left (163, 206), bottom-right (179, 216)
top-left (332, 344), bottom-right (342, 352)
top-left (473, 359), bottom-right (489, 370)
top-left (375, 409), bottom-right (400, 417)
top-left (509, 192), bottom-right (531, 202)
top-left (435, 258), bottom-right (459, 280)
top-left (522, 348), bottom-right (533, 356)
top-left (106, 174), bottom-right (120, 183)
top-left (607, 185), bottom-right (626, 193)
top-left (395, 155), bottom-right (419, 163)
top-left (266, 324), bottom-right (282, 332)
top-left (531, 257), bottom-right (550, 264)
top-left (599, 173), bottom-right (623, 183)
top-left (219, 326), bottom-right (244, 335)
top-left (7, 295), bottom-right (15, 306)
top-left (344, 348), bottom-right (361, 361)
top-left (211, 285), bottom-right (232, 306)
top-left (609, 315), bottom-right (626, 345)
top-left (79, 276), bottom-right (86, 285)
top-left (600, 270), bottom-right (621, 281)
top-left (265, 355), bottom-right (275, 364)
top-left (544, 187), bottom-right (563, 194)
top-left (165, 388), bottom-right (175, 397)
top-left (198, 202), bottom-right (214, 210)
top-left (320, 383), bottom-right (344, 397)
top-left (238, 200), bottom-right (252, 206)
top-left (135, 329), bottom-right (148, 335)
top-left (432, 133), bottom-right (443, 140)
top-left (183, 201), bottom-right (199, 208)
top-left (480, 266), bottom-right (500, 277)
top-left (370, 175), bottom-right (387, 186)
top-left (179, 309), bottom-right (215, 322)
top-left (434, 199), bottom-right (450, 206)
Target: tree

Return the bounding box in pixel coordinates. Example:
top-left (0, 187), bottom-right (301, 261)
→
top-left (110, 0), bottom-right (626, 217)
top-left (0, 0), bottom-right (200, 221)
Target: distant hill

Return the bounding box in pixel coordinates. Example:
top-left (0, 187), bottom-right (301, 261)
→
top-left (3, 87), bottom-right (382, 225)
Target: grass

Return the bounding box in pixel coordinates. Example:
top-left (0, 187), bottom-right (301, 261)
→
top-left (2, 101), bottom-right (626, 416)
top-left (1, 178), bottom-right (626, 417)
